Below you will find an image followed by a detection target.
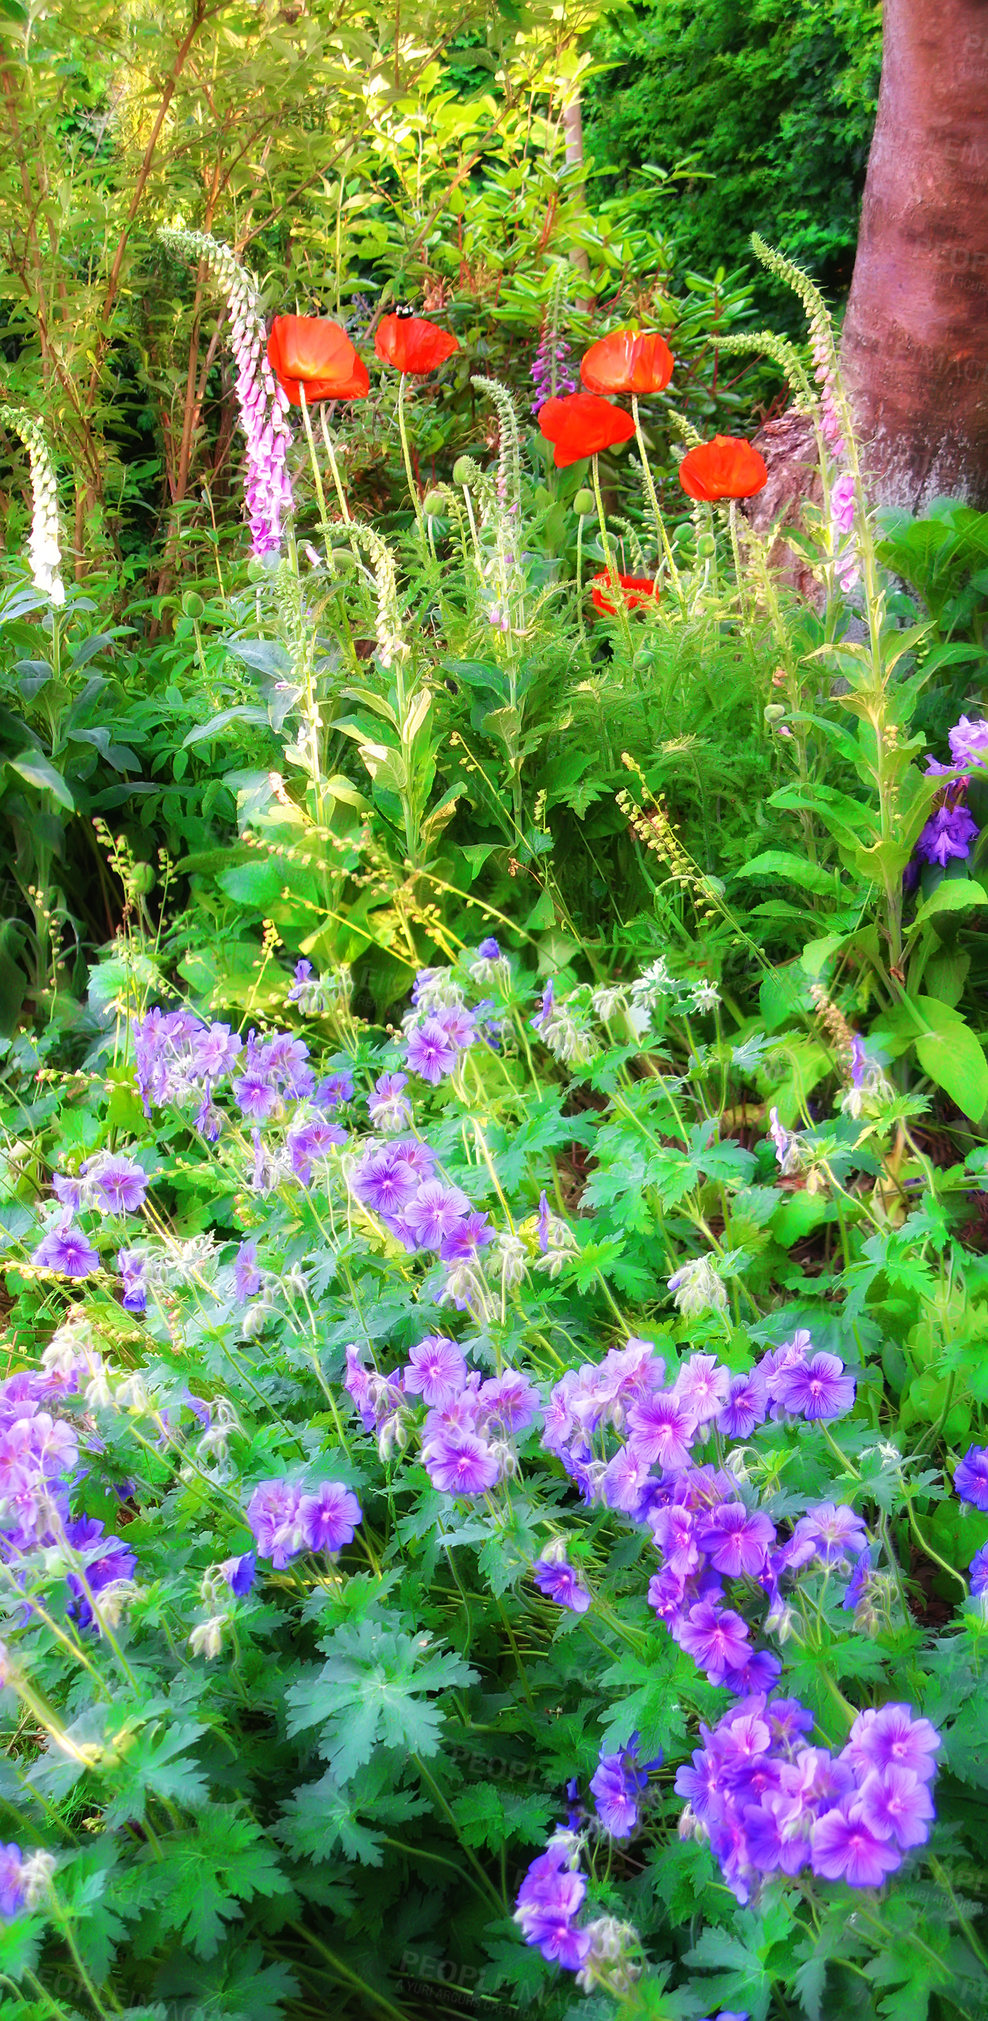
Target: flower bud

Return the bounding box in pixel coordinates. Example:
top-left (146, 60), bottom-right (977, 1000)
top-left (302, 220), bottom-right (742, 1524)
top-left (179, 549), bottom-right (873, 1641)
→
top-left (181, 590), bottom-right (205, 619)
top-left (452, 456), bottom-right (474, 486)
top-left (696, 532), bottom-right (717, 559)
top-left (573, 488), bottom-right (595, 517)
top-left (422, 489), bottom-right (446, 518)
top-left (764, 703), bottom-right (786, 722)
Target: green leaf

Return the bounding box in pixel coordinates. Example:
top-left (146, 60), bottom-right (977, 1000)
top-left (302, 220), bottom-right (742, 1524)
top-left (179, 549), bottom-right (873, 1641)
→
top-left (285, 1620), bottom-right (476, 1779)
top-left (912, 1002), bottom-right (988, 1122)
top-left (6, 748), bottom-right (74, 809)
top-left (735, 850), bottom-right (839, 897)
top-left (912, 877), bottom-right (988, 926)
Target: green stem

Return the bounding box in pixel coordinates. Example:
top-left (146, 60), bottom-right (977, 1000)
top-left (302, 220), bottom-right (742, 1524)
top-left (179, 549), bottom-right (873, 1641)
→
top-left (297, 386), bottom-right (334, 566)
top-left (396, 373), bottom-right (422, 530)
top-left (631, 396), bottom-right (682, 597)
top-left (591, 453), bottom-right (635, 656)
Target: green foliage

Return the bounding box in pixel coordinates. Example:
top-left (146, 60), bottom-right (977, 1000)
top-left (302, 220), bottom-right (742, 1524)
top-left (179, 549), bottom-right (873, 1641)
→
top-left (585, 0), bottom-right (882, 309)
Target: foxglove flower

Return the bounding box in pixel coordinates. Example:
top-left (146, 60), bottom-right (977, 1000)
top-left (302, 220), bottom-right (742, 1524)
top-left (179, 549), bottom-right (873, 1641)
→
top-left (0, 407), bottom-right (64, 605)
top-left (159, 230), bottom-right (292, 557)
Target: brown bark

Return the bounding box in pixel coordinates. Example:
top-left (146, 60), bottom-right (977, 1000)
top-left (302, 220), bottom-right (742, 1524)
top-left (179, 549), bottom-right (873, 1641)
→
top-left (840, 0), bottom-right (988, 510)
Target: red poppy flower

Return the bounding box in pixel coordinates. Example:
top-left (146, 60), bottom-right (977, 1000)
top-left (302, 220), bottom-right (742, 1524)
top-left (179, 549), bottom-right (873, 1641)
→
top-left (267, 315), bottom-right (369, 405)
top-left (538, 393), bottom-right (635, 469)
top-left (374, 315), bottom-right (459, 375)
top-left (590, 572), bottom-right (659, 615)
top-left (677, 434), bottom-right (768, 501)
top-left (581, 328), bottom-right (674, 397)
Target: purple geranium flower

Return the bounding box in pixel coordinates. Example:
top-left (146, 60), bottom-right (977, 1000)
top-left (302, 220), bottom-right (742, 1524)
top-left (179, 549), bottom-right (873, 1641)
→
top-left (773, 1352), bottom-right (855, 1421)
top-left (368, 1071), bottom-right (413, 1132)
top-left (856, 1766), bottom-right (934, 1849)
top-left (233, 1240), bottom-right (262, 1303)
top-left (677, 1600), bottom-right (751, 1681)
top-left (717, 1370), bottom-right (768, 1440)
top-left (90, 1155), bottom-right (148, 1216)
top-left (590, 1732), bottom-right (661, 1840)
top-left (221, 1551), bottom-right (257, 1597)
top-left (423, 1430), bottom-right (499, 1496)
top-left (788, 1502), bottom-right (869, 1569)
top-left (625, 1391), bottom-right (695, 1472)
top-left (477, 937), bottom-right (500, 960)
top-left (32, 1220), bottom-right (100, 1278)
top-left (969, 1543), bottom-right (988, 1595)
top-left (403, 1335), bottom-right (467, 1407)
top-left (810, 1802), bottom-right (901, 1886)
top-left (297, 1480), bottom-right (361, 1554)
top-left (117, 1248), bottom-right (147, 1314)
top-left (246, 1479), bottom-right (304, 1568)
top-left (954, 1444), bottom-right (988, 1511)
top-left (845, 1703), bottom-right (941, 1784)
top-left (700, 1502), bottom-right (776, 1578)
top-left (0, 1843), bottom-right (24, 1919)
top-left (405, 1017), bottom-right (459, 1085)
top-left (532, 1547), bottom-right (591, 1614)
top-left (402, 1179), bottom-right (471, 1251)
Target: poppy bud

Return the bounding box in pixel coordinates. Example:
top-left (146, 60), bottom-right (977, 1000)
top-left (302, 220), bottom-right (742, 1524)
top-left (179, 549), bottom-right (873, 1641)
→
top-left (329, 550), bottom-right (357, 572)
top-left (573, 489), bottom-right (595, 517)
top-left (696, 533), bottom-right (717, 559)
top-left (764, 703), bottom-right (786, 722)
top-left (182, 590), bottom-right (205, 618)
top-left (131, 862), bottom-right (155, 896)
top-left (422, 490), bottom-right (446, 517)
top-left (672, 520), bottom-right (695, 546)
top-left (452, 457), bottom-right (474, 486)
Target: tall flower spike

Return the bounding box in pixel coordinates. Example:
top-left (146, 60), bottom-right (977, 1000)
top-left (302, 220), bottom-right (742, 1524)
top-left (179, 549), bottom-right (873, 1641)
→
top-left (158, 228), bottom-right (293, 559)
top-left (0, 408), bottom-right (64, 606)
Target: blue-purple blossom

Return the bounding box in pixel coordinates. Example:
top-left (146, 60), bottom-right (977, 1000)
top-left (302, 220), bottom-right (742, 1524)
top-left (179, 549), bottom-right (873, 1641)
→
top-left (403, 1336), bottom-right (467, 1407)
top-left (700, 1502), bottom-right (776, 1578)
top-left (844, 1703), bottom-right (941, 1784)
top-left (64, 1516), bottom-right (136, 1629)
top-left (915, 803), bottom-right (979, 866)
top-left (948, 715), bottom-right (988, 769)
top-left (32, 1219), bottom-right (100, 1278)
top-left (477, 937), bottom-right (500, 960)
top-left (117, 1249), bottom-right (147, 1314)
top-left (590, 1733), bottom-right (661, 1839)
top-left (809, 1804), bottom-right (900, 1887)
top-left (532, 1546), bottom-right (591, 1614)
top-left (423, 1430), bottom-right (499, 1496)
top-left (969, 1543), bottom-right (988, 1595)
top-left (90, 1155), bottom-right (148, 1216)
top-left (222, 1551), bottom-right (257, 1597)
top-left (954, 1444), bottom-right (988, 1511)
top-left (856, 1765), bottom-right (934, 1849)
top-left (405, 1017), bottom-right (460, 1084)
top-left (368, 1071), bottom-right (413, 1132)
top-left (233, 1240), bottom-right (262, 1303)
top-left (770, 1350), bottom-right (855, 1422)
top-left (246, 1480), bottom-right (305, 1568)
top-left (298, 1480), bottom-right (362, 1553)
top-left (514, 1840), bottom-right (590, 1968)
top-left (402, 1179), bottom-right (472, 1251)
top-left (0, 1843), bottom-right (24, 1919)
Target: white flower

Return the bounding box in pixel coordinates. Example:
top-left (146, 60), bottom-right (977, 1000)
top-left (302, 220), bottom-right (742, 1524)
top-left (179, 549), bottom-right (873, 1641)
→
top-left (190, 1615), bottom-right (228, 1660)
top-left (666, 1255), bottom-right (728, 1316)
top-left (21, 1851), bottom-right (57, 1909)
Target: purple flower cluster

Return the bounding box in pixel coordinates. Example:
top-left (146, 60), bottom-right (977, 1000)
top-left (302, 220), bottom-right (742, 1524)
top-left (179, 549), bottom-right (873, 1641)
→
top-left (676, 1695), bottom-right (939, 1901)
top-left (0, 1370), bottom-right (135, 1627)
top-left (590, 1732), bottom-right (661, 1839)
top-left (344, 1338), bottom-right (540, 1494)
top-left (540, 1333), bottom-right (858, 1691)
top-left (402, 974), bottom-right (480, 1085)
top-left (350, 1136), bottom-right (492, 1270)
top-left (53, 1152), bottom-right (148, 1218)
top-left (914, 719), bottom-right (985, 870)
top-left (245, 1477), bottom-right (362, 1568)
top-left (515, 1835), bottom-right (591, 1969)
top-left (530, 323), bottom-right (577, 417)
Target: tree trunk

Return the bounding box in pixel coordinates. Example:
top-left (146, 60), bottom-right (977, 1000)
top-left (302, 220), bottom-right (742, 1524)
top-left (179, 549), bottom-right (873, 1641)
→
top-left (840, 0), bottom-right (988, 510)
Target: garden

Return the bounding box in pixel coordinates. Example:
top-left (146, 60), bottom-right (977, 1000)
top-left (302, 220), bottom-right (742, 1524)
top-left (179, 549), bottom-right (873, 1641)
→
top-left (0, 1), bottom-right (987, 2017)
